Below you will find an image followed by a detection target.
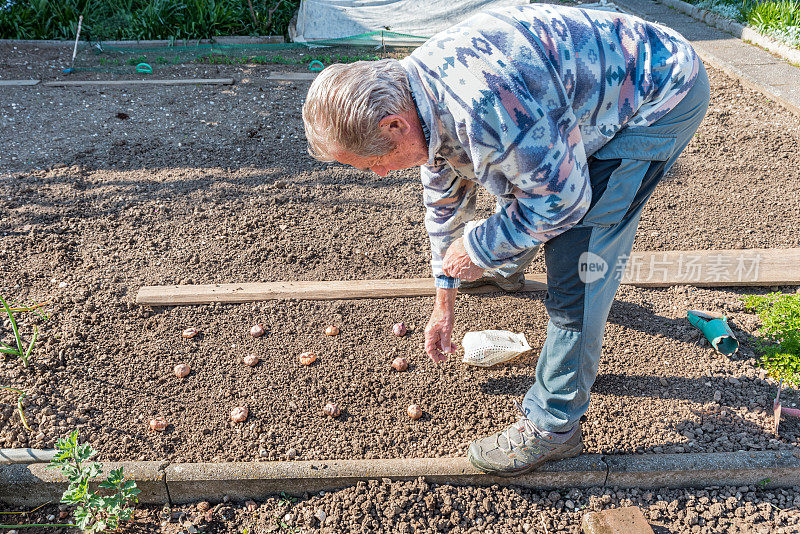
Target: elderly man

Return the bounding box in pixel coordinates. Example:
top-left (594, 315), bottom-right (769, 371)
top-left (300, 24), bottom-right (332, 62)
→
top-left (302, 3), bottom-right (708, 476)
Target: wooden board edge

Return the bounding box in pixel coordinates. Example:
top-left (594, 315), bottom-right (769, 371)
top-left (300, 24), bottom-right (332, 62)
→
top-left (0, 79), bottom-right (40, 86)
top-left (43, 78), bottom-right (234, 87)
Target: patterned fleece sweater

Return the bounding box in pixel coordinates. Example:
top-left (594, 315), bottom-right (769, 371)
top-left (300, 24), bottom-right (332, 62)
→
top-left (399, 4), bottom-right (699, 288)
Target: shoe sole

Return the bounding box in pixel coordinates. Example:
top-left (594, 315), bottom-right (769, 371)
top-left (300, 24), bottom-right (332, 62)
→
top-left (468, 442), bottom-right (584, 478)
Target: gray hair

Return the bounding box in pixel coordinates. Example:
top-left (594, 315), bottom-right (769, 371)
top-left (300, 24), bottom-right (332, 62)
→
top-left (302, 59), bottom-right (413, 162)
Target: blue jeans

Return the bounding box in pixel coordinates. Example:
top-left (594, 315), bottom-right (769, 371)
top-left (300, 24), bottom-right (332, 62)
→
top-left (520, 63), bottom-right (710, 432)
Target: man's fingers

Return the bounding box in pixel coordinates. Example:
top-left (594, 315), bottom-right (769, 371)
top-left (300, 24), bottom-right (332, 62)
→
top-left (440, 328), bottom-right (454, 354)
top-left (424, 328), bottom-right (441, 359)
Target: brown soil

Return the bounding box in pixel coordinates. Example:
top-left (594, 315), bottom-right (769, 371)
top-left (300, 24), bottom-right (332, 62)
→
top-left (3, 481), bottom-right (799, 533)
top-left (1, 44), bottom-right (800, 474)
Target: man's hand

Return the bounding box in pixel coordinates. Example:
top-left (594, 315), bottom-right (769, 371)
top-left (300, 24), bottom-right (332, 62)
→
top-left (425, 288), bottom-right (458, 363)
top-left (443, 237), bottom-right (484, 281)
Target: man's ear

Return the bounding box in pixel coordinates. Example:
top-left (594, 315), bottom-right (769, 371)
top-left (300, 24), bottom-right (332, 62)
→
top-left (378, 114), bottom-right (409, 136)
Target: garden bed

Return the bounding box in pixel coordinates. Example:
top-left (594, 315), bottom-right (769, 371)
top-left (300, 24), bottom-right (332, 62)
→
top-left (2, 479), bottom-right (799, 533)
top-left (1, 45), bottom-right (800, 470)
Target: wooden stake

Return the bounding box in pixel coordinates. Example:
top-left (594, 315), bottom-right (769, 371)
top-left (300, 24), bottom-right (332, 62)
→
top-left (261, 72), bottom-right (318, 82)
top-left (135, 248), bottom-right (800, 306)
top-left (0, 80), bottom-right (40, 86)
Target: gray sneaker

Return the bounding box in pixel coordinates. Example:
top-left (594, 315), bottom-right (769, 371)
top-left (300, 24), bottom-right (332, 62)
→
top-left (467, 404), bottom-right (583, 477)
top-left (460, 271), bottom-right (526, 292)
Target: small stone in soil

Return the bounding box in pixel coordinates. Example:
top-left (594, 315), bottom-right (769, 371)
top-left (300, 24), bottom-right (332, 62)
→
top-left (407, 404), bottom-right (423, 420)
top-left (392, 322), bottom-right (407, 337)
top-left (243, 353), bottom-right (259, 366)
top-left (174, 363), bottom-right (191, 378)
top-left (287, 447), bottom-right (298, 459)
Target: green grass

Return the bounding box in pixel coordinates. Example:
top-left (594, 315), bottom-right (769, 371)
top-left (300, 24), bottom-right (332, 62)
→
top-left (0, 0), bottom-right (301, 40)
top-left (747, 0), bottom-right (800, 49)
top-left (743, 292), bottom-right (800, 385)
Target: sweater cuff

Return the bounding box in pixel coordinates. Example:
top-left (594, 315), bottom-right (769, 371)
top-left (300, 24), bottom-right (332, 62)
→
top-left (463, 226), bottom-right (500, 270)
top-left (434, 275), bottom-right (461, 289)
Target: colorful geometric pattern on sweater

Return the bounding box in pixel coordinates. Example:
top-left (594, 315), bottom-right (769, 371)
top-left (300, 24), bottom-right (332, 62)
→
top-left (400, 4), bottom-right (698, 282)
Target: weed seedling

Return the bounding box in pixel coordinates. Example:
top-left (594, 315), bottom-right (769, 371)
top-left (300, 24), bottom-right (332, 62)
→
top-left (48, 430), bottom-right (141, 533)
top-left (0, 295), bottom-right (43, 367)
top-left (0, 385), bottom-right (31, 431)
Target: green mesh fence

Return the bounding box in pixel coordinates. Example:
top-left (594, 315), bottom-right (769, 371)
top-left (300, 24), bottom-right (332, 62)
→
top-left (70, 31), bottom-right (427, 73)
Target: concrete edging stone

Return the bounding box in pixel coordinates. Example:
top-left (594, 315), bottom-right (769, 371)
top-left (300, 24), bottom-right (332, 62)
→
top-left (1, 451), bottom-right (799, 507)
top-left (0, 461), bottom-right (169, 507)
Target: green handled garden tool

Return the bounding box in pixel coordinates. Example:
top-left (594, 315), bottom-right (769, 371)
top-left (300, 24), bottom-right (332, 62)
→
top-left (687, 309), bottom-right (739, 355)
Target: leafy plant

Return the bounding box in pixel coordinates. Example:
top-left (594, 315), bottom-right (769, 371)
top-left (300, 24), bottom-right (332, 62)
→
top-left (47, 430), bottom-right (141, 533)
top-left (0, 295), bottom-right (40, 367)
top-left (681, 0), bottom-right (800, 50)
top-left (743, 292), bottom-right (800, 384)
top-left (748, 0), bottom-right (800, 49)
top-left (0, 0), bottom-right (302, 40)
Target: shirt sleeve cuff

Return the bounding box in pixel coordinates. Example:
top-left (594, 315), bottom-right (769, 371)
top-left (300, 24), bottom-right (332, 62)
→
top-left (434, 275), bottom-right (461, 289)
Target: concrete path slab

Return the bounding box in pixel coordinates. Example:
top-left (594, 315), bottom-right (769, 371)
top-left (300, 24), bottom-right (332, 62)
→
top-left (613, 0), bottom-right (800, 117)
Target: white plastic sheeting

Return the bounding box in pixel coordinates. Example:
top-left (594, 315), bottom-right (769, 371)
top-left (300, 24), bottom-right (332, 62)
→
top-left (289, 0), bottom-right (528, 43)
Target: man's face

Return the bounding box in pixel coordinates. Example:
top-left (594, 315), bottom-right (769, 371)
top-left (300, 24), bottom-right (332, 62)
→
top-left (334, 145), bottom-right (417, 178)
top-left (331, 111), bottom-right (429, 177)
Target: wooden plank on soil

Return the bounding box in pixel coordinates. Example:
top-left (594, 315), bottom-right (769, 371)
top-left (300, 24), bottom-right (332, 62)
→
top-left (43, 78), bottom-right (234, 87)
top-left (136, 248), bottom-right (800, 305)
top-left (619, 247), bottom-right (800, 287)
top-left (0, 79), bottom-right (40, 86)
top-left (136, 276), bottom-right (549, 305)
